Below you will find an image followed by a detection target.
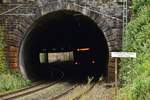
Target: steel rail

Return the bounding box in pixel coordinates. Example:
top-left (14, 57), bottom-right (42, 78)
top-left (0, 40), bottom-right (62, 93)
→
top-left (72, 83), bottom-right (96, 100)
top-left (49, 84), bottom-right (79, 100)
top-left (0, 81), bottom-right (58, 100)
top-left (48, 83), bottom-right (96, 100)
top-left (0, 67), bottom-right (64, 100)
top-left (0, 81), bottom-right (44, 97)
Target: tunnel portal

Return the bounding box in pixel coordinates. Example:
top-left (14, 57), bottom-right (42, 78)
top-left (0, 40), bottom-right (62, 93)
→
top-left (19, 10), bottom-right (109, 81)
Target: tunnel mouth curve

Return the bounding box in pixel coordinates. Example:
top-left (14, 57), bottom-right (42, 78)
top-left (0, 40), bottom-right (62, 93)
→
top-left (19, 10), bottom-right (109, 81)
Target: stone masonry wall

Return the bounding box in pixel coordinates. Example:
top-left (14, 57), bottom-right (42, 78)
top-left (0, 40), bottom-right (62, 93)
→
top-left (0, 0), bottom-right (125, 82)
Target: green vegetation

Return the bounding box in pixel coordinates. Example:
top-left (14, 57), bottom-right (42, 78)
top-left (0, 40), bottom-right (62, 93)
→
top-left (118, 1), bottom-right (150, 100)
top-left (0, 27), bottom-right (31, 94)
top-left (0, 27), bottom-right (7, 74)
top-left (0, 72), bottom-right (31, 94)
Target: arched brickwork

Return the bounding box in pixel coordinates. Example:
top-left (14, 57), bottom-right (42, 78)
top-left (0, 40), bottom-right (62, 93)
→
top-left (0, 0), bottom-right (123, 82)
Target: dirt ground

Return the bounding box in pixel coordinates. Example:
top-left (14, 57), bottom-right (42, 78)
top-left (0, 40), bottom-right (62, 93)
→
top-left (79, 83), bottom-right (115, 100)
top-left (58, 82), bottom-right (115, 100)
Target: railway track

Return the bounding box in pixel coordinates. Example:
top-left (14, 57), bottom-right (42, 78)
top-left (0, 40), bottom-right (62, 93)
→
top-left (49, 83), bottom-right (79, 100)
top-left (0, 79), bottom-right (97, 100)
top-left (0, 66), bottom-right (97, 100)
top-left (0, 81), bottom-right (59, 100)
top-left (72, 83), bottom-right (96, 100)
top-left (0, 67), bottom-right (64, 100)
top-left (49, 83), bottom-right (96, 100)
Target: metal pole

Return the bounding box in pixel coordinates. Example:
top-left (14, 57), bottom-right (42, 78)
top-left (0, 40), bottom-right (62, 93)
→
top-left (115, 58), bottom-right (118, 96)
top-left (123, 0), bottom-right (128, 48)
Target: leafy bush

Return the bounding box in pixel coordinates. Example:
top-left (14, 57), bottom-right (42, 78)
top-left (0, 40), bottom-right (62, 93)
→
top-left (132, 0), bottom-right (150, 13)
top-left (0, 72), bottom-right (31, 94)
top-left (119, 1), bottom-right (150, 100)
top-left (0, 27), bottom-right (7, 74)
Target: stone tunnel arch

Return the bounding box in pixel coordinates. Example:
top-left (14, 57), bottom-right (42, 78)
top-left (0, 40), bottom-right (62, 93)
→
top-left (0, 1), bottom-right (123, 82)
top-left (19, 10), bottom-right (109, 81)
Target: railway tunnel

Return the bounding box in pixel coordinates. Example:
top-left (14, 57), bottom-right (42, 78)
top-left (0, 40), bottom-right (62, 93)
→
top-left (19, 10), bottom-right (109, 81)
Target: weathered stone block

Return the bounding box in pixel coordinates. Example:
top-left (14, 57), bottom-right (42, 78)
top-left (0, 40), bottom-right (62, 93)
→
top-left (17, 0), bottom-right (24, 3)
top-left (10, 63), bottom-right (18, 68)
top-left (2, 0), bottom-right (11, 3)
top-left (8, 52), bottom-right (18, 57)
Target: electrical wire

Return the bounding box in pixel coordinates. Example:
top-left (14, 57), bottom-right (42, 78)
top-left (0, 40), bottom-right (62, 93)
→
top-left (0, 4), bottom-right (24, 16)
top-left (0, 1), bottom-right (123, 21)
top-left (71, 3), bottom-right (122, 22)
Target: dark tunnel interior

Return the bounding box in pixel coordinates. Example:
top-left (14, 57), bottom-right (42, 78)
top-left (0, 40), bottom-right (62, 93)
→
top-left (19, 10), bottom-right (109, 82)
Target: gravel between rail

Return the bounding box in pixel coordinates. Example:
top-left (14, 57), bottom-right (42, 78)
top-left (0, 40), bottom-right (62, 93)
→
top-left (54, 82), bottom-right (115, 100)
top-left (79, 82), bottom-right (115, 100)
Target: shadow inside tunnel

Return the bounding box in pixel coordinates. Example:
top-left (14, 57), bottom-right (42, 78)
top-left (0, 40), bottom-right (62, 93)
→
top-left (19, 10), bottom-right (109, 84)
top-left (34, 64), bottom-right (106, 84)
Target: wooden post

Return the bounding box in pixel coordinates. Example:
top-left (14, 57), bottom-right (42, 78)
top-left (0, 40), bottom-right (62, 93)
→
top-left (111, 52), bottom-right (136, 98)
top-left (115, 58), bottom-right (118, 96)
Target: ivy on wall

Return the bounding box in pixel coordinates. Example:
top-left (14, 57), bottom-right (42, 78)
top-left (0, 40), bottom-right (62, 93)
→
top-left (0, 27), bottom-right (31, 93)
top-left (0, 27), bottom-right (7, 74)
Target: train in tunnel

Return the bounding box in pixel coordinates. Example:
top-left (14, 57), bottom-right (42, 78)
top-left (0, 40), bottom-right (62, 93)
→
top-left (39, 48), bottom-right (96, 65)
top-left (37, 47), bottom-right (104, 80)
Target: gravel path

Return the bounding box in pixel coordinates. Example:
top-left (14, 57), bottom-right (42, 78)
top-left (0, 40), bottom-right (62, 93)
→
top-left (80, 82), bottom-right (115, 100)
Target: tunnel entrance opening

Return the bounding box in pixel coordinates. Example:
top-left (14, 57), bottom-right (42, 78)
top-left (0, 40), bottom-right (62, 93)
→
top-left (19, 10), bottom-right (109, 82)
